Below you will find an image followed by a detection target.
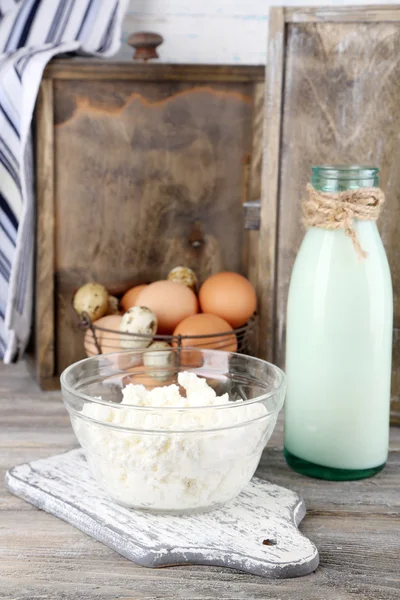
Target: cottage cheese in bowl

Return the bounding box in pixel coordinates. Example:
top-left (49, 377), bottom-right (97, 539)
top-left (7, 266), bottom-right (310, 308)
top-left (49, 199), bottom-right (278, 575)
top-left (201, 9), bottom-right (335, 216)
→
top-left (61, 348), bottom-right (286, 513)
top-left (71, 371), bottom-right (277, 512)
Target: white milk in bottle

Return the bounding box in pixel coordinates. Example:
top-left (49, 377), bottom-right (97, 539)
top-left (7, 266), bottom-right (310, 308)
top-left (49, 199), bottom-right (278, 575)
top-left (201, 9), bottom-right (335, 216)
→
top-left (284, 166), bottom-right (393, 480)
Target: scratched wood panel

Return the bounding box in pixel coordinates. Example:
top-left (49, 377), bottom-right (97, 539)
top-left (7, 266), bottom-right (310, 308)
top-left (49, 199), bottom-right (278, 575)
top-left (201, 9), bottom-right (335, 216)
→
top-left (264, 12), bottom-right (400, 422)
top-left (1, 513), bottom-right (399, 600)
top-left (6, 451), bottom-right (319, 578)
top-left (52, 76), bottom-right (255, 374)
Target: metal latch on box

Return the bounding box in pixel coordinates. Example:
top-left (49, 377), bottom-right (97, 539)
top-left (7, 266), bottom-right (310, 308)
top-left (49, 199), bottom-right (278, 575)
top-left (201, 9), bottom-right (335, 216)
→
top-left (243, 200), bottom-right (261, 230)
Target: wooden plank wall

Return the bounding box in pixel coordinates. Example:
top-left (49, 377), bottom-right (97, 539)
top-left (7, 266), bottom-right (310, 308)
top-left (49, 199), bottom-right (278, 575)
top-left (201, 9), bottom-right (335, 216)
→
top-left (118, 0), bottom-right (400, 65)
top-left (120, 0), bottom-right (269, 64)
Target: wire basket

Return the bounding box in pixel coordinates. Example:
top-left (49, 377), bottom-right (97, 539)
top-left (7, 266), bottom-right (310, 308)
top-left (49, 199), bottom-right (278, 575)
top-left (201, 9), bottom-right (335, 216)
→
top-left (79, 312), bottom-right (258, 357)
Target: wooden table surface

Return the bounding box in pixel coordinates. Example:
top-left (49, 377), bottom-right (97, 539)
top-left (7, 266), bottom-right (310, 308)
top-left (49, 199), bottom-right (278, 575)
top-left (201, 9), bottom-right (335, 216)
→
top-left (1, 361), bottom-right (399, 600)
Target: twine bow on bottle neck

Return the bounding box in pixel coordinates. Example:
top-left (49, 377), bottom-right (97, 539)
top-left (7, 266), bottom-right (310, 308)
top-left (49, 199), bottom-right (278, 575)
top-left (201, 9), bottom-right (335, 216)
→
top-left (302, 184), bottom-right (385, 259)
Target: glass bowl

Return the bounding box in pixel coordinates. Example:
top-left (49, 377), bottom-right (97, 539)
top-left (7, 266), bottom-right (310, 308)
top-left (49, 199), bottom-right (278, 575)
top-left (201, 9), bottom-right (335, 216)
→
top-left (60, 348), bottom-right (286, 513)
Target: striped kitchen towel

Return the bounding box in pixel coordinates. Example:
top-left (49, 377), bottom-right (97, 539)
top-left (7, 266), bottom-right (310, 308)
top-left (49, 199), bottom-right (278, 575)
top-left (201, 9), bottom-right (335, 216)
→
top-left (0, 0), bottom-right (129, 363)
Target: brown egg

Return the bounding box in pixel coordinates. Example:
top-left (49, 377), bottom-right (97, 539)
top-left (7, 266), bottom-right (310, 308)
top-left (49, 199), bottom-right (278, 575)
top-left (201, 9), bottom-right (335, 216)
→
top-left (122, 365), bottom-right (177, 389)
top-left (136, 280), bottom-right (198, 334)
top-left (173, 313), bottom-right (238, 352)
top-left (84, 314), bottom-right (123, 357)
top-left (120, 284), bottom-right (148, 312)
top-left (85, 314), bottom-right (144, 372)
top-left (178, 348), bottom-right (205, 369)
top-left (199, 272), bottom-right (256, 328)
top-left (120, 283), bottom-right (147, 312)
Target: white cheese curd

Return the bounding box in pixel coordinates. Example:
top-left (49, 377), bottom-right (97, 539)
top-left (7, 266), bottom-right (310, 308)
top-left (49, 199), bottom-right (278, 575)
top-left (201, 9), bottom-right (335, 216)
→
top-left (73, 372), bottom-right (273, 512)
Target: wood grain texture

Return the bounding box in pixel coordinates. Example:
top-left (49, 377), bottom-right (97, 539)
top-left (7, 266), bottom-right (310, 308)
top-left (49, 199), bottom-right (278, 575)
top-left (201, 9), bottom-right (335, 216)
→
top-left (53, 79), bottom-right (253, 373)
top-left (244, 81), bottom-right (264, 354)
top-left (264, 8), bottom-right (400, 423)
top-left (6, 450), bottom-right (319, 579)
top-left (44, 61), bottom-right (265, 82)
top-left (34, 64), bottom-right (264, 381)
top-left (286, 5), bottom-right (400, 23)
top-left (245, 81), bottom-right (264, 283)
top-left (1, 361), bottom-right (400, 599)
top-left (35, 80), bottom-right (55, 385)
top-left (257, 7), bottom-right (285, 362)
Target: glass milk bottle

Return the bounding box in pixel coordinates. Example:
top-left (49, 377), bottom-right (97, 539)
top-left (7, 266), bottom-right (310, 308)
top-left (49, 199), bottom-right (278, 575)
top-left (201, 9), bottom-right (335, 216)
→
top-left (284, 166), bottom-right (393, 480)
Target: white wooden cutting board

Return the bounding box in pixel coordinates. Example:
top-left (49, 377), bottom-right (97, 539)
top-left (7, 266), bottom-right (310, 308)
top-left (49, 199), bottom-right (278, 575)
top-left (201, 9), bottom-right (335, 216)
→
top-left (5, 449), bottom-right (319, 578)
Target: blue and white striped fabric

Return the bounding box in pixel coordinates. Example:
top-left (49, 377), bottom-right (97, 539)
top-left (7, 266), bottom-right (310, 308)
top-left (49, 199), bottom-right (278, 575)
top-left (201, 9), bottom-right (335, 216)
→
top-left (0, 0), bottom-right (129, 362)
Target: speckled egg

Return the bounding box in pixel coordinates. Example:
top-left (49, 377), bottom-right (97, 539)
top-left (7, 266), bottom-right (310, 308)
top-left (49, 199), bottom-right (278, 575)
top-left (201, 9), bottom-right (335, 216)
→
top-left (119, 306), bottom-right (157, 349)
top-left (106, 295), bottom-right (120, 315)
top-left (167, 266), bottom-right (198, 291)
top-left (73, 282), bottom-right (109, 322)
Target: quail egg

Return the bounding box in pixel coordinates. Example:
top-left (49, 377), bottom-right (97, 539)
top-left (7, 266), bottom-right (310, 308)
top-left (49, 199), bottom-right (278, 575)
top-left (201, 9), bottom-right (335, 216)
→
top-left (119, 306), bottom-right (158, 349)
top-left (73, 283), bottom-right (109, 322)
top-left (167, 266), bottom-right (197, 292)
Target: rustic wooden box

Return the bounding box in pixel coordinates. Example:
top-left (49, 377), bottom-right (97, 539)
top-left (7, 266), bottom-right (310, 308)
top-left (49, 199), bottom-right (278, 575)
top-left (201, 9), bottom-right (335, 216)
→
top-left (32, 60), bottom-right (264, 390)
top-left (260, 5), bottom-right (400, 424)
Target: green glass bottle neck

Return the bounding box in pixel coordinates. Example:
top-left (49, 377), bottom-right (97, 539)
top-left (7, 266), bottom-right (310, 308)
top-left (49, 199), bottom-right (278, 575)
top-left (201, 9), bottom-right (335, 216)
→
top-left (311, 165), bottom-right (379, 193)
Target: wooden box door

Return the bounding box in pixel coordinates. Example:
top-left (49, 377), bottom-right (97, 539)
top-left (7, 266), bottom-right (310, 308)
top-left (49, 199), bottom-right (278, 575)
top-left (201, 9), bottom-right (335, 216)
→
top-left (35, 62), bottom-right (264, 388)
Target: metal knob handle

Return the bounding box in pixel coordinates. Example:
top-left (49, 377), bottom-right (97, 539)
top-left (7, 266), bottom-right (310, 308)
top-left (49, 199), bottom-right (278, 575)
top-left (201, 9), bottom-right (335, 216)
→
top-left (127, 32), bottom-right (163, 61)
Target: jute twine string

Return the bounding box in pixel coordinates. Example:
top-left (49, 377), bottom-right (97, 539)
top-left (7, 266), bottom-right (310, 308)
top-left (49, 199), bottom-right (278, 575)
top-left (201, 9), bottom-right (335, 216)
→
top-left (303, 184), bottom-right (385, 259)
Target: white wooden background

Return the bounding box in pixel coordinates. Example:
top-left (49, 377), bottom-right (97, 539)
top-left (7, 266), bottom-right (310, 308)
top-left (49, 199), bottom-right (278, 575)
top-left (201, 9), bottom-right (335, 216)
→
top-left (121, 0), bottom-right (400, 64)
